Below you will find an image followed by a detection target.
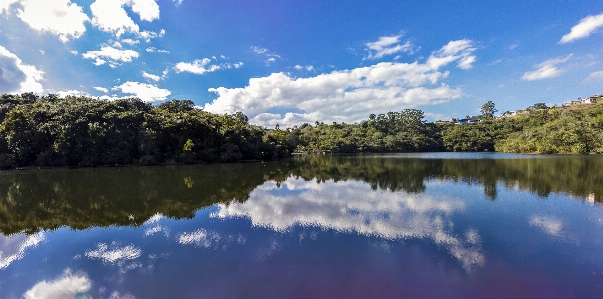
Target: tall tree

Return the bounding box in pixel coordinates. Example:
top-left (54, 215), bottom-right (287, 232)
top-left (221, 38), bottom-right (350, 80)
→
top-left (480, 101), bottom-right (497, 119)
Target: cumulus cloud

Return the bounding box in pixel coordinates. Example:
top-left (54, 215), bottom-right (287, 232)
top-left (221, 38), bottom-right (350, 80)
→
top-left (142, 70), bottom-right (160, 81)
top-left (55, 89), bottom-right (91, 97)
top-left (0, 0), bottom-right (19, 14)
top-left (91, 0), bottom-right (138, 37)
top-left (0, 45), bottom-right (44, 94)
top-left (90, 0), bottom-right (160, 38)
top-left (560, 12), bottom-right (603, 43)
top-left (205, 40), bottom-right (476, 127)
top-left (23, 269), bottom-right (91, 299)
top-left (522, 54), bottom-right (572, 81)
top-left (113, 81), bottom-right (170, 102)
top-left (16, 0), bottom-right (89, 42)
top-left (130, 0), bottom-right (160, 22)
top-left (82, 45), bottom-right (139, 66)
top-left (94, 86), bottom-right (109, 93)
top-left (175, 57), bottom-right (243, 75)
top-left (365, 34), bottom-right (415, 60)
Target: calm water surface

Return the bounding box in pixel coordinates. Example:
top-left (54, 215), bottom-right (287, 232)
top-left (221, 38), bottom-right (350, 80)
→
top-left (0, 153), bottom-right (602, 298)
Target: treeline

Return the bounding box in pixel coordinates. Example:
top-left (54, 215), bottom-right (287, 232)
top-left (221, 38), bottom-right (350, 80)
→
top-left (0, 93), bottom-right (293, 169)
top-left (286, 101), bottom-right (603, 155)
top-left (1, 93), bottom-right (602, 169)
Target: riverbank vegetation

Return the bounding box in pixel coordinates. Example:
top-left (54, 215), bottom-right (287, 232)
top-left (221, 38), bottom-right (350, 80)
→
top-left (0, 93), bottom-right (601, 169)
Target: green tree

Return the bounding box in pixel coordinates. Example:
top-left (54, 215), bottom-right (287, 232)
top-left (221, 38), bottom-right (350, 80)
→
top-left (480, 101), bottom-right (497, 119)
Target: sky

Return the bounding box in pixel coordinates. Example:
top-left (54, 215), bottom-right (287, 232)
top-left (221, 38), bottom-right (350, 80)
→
top-left (0, 0), bottom-right (602, 127)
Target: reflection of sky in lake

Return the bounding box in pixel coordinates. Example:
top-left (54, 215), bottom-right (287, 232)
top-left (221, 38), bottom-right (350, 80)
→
top-left (1, 174), bottom-right (603, 298)
top-left (215, 178), bottom-right (485, 268)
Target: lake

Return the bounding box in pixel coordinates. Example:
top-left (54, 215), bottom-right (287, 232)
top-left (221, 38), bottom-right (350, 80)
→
top-left (1, 153), bottom-right (602, 298)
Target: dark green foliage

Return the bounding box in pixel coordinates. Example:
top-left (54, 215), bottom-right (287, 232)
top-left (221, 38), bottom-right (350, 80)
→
top-left (0, 94), bottom-right (291, 168)
top-left (0, 94), bottom-right (601, 169)
top-left (291, 109), bottom-right (444, 153)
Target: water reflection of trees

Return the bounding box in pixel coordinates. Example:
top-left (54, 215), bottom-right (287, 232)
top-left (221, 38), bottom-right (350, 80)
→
top-left (0, 162), bottom-right (295, 235)
top-left (0, 154), bottom-right (600, 235)
top-left (291, 155), bottom-right (603, 202)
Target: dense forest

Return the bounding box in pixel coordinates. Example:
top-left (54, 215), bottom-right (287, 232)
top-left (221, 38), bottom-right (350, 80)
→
top-left (0, 93), bottom-right (602, 169)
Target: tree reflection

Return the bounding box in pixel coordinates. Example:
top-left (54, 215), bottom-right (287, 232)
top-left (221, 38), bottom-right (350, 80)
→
top-left (0, 161), bottom-right (295, 235)
top-left (0, 154), bottom-right (600, 235)
top-left (292, 154), bottom-right (603, 203)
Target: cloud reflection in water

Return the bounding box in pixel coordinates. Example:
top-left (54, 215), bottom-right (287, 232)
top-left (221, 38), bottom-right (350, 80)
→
top-left (0, 231), bottom-right (45, 269)
top-left (23, 269), bottom-right (91, 299)
top-left (214, 178), bottom-right (485, 268)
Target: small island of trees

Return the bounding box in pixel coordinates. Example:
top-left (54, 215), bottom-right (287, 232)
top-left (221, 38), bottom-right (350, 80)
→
top-left (0, 93), bottom-right (602, 169)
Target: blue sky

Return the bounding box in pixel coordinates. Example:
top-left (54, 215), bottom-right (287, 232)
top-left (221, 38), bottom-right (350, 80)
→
top-left (0, 0), bottom-right (602, 127)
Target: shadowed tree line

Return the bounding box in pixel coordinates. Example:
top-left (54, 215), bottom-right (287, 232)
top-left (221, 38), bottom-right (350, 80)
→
top-left (0, 154), bottom-right (600, 235)
top-left (1, 94), bottom-right (602, 170)
top-left (0, 93), bottom-right (293, 169)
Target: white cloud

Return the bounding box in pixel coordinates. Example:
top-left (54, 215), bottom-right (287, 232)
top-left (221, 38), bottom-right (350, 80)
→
top-left (16, 0), bottom-right (89, 42)
top-left (427, 39), bottom-right (477, 70)
top-left (205, 40), bottom-right (475, 127)
top-left (55, 89), bottom-right (91, 97)
top-left (70, 50), bottom-right (78, 55)
top-left (251, 46), bottom-right (268, 54)
top-left (173, 0), bottom-right (182, 6)
top-left (0, 232), bottom-right (45, 269)
top-left (585, 70), bottom-right (603, 81)
top-left (365, 34), bottom-right (415, 60)
top-left (142, 71), bottom-right (160, 81)
top-left (178, 229), bottom-right (221, 248)
top-left (23, 269), bottom-right (91, 299)
top-left (90, 0), bottom-right (139, 37)
top-left (214, 178), bottom-right (484, 269)
top-left (251, 46), bottom-right (280, 65)
top-left (560, 12), bottom-right (603, 43)
top-left (0, 45), bottom-right (44, 94)
top-left (294, 65), bottom-right (315, 71)
top-left (522, 54), bottom-right (572, 81)
top-left (175, 57), bottom-right (243, 75)
top-left (82, 46), bottom-right (139, 66)
top-left (138, 30), bottom-right (162, 42)
top-left (94, 86), bottom-right (109, 93)
top-left (146, 47), bottom-right (169, 53)
top-left (509, 44), bottom-right (519, 50)
top-left (0, 0), bottom-right (19, 14)
top-left (113, 81), bottom-right (170, 102)
top-left (130, 0), bottom-right (160, 22)
top-left (121, 38), bottom-right (139, 45)
top-left (529, 215), bottom-right (563, 236)
top-left (85, 242), bottom-right (141, 264)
